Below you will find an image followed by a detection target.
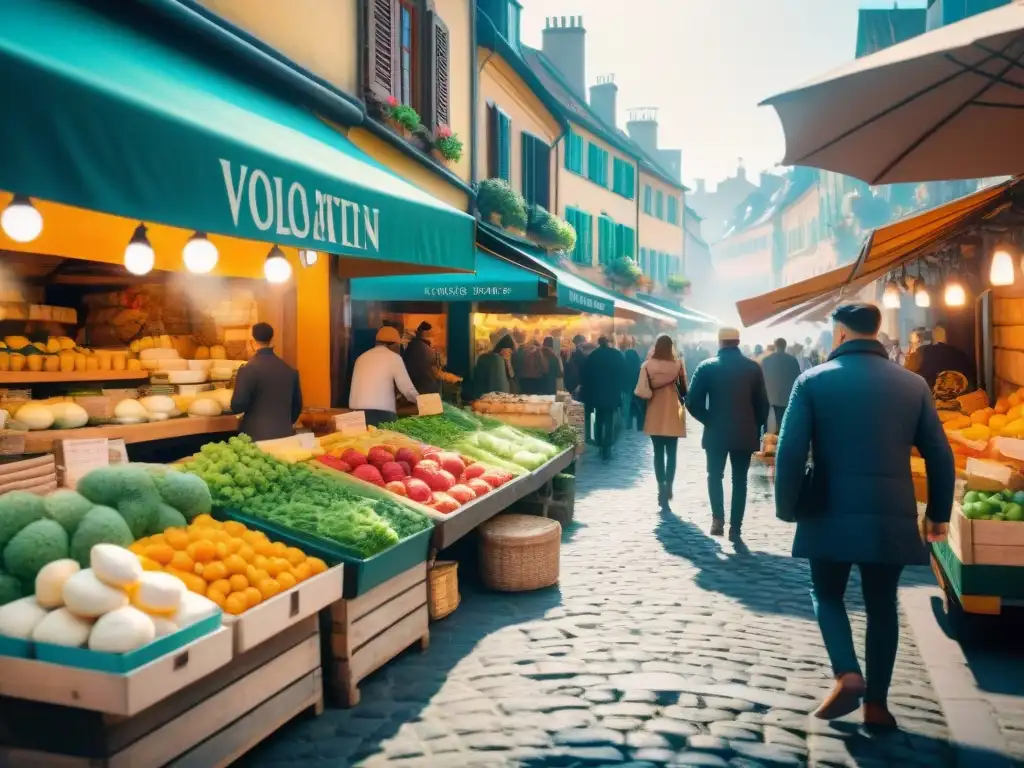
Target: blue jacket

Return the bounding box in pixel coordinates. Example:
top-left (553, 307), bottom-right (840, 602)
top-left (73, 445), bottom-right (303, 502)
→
top-left (685, 346), bottom-right (769, 453)
top-left (775, 339), bottom-right (955, 565)
top-left (581, 345), bottom-right (626, 409)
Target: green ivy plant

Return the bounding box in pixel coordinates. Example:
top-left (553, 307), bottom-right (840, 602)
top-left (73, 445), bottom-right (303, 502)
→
top-left (527, 206), bottom-right (577, 253)
top-left (386, 97), bottom-right (422, 133)
top-left (604, 256), bottom-right (643, 287)
top-left (666, 274), bottom-right (692, 293)
top-left (431, 125), bottom-right (464, 163)
top-left (477, 179), bottom-right (528, 230)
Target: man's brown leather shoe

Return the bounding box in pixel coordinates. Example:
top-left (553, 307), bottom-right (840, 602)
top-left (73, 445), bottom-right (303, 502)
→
top-left (813, 673), bottom-right (866, 720)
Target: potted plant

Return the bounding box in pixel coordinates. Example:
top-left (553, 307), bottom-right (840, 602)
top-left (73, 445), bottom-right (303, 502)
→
top-left (386, 96), bottom-right (421, 137)
top-left (526, 206), bottom-right (577, 254)
top-left (666, 275), bottom-right (692, 295)
top-left (477, 179), bottom-right (528, 231)
top-left (604, 256), bottom-right (643, 290)
top-left (430, 125), bottom-right (464, 165)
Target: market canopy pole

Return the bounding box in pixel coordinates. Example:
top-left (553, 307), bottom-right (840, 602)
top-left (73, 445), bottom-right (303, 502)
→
top-left (761, 1), bottom-right (1024, 184)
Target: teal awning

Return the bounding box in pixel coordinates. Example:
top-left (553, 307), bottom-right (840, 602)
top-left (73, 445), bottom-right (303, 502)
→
top-left (477, 224), bottom-right (674, 321)
top-left (0, 0), bottom-right (474, 272)
top-left (634, 294), bottom-right (720, 329)
top-left (351, 249), bottom-right (545, 302)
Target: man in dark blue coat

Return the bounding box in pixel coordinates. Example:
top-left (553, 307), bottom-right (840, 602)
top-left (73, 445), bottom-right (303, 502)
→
top-left (775, 303), bottom-right (954, 729)
top-left (686, 327), bottom-right (769, 539)
top-left (581, 337), bottom-right (626, 461)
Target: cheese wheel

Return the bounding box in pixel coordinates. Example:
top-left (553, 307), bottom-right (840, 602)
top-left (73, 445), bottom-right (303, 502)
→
top-left (139, 348), bottom-right (180, 361)
top-left (132, 572), bottom-right (186, 615)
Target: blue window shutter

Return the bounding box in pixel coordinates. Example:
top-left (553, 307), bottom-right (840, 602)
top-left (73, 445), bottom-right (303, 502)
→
top-left (497, 110), bottom-right (511, 182)
top-left (644, 185), bottom-right (652, 214)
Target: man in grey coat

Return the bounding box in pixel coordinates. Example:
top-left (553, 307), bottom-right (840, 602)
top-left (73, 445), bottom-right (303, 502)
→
top-left (686, 327), bottom-right (769, 540)
top-left (775, 303), bottom-right (954, 729)
top-left (230, 323), bottom-right (303, 442)
top-left (761, 337), bottom-right (802, 431)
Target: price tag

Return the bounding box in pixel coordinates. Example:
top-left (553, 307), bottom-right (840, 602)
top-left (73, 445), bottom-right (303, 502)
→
top-left (416, 393), bottom-right (443, 416)
top-left (333, 411), bottom-right (367, 436)
top-left (564, 403), bottom-right (585, 445)
top-left (0, 433), bottom-right (26, 456)
top-left (107, 438), bottom-right (129, 464)
top-left (58, 438), bottom-right (110, 489)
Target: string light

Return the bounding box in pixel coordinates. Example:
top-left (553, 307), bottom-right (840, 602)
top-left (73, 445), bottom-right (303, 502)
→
top-left (183, 232), bottom-right (218, 274)
top-left (914, 283), bottom-right (931, 308)
top-left (1, 195), bottom-right (43, 243)
top-left (124, 224), bottom-right (155, 276)
top-left (990, 245), bottom-right (1015, 286)
top-left (944, 280), bottom-right (966, 307)
top-left (882, 281), bottom-right (901, 309)
top-left (264, 245), bottom-right (292, 283)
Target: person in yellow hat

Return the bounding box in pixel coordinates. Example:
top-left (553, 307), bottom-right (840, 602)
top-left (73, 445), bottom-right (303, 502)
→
top-left (349, 326), bottom-right (420, 425)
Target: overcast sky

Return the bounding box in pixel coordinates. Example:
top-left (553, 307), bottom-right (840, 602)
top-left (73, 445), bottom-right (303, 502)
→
top-left (518, 0), bottom-right (928, 190)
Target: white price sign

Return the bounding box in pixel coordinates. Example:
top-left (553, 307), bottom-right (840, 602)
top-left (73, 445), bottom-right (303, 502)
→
top-left (416, 393), bottom-right (443, 416)
top-left (333, 410), bottom-right (367, 436)
top-left (59, 438), bottom-right (110, 489)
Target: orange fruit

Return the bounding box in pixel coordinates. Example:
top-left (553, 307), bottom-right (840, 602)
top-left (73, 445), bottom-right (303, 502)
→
top-left (129, 542), bottom-right (147, 556)
top-left (209, 578), bottom-right (232, 596)
top-left (192, 514), bottom-right (218, 528)
top-left (242, 530), bottom-right (267, 546)
top-left (254, 540), bottom-right (274, 556)
top-left (187, 540), bottom-right (216, 564)
top-left (284, 547), bottom-right (306, 566)
top-left (138, 556), bottom-right (162, 572)
top-left (145, 543), bottom-right (174, 565)
top-left (292, 562), bottom-right (313, 582)
top-left (224, 538), bottom-right (243, 555)
top-left (307, 557), bottom-right (328, 575)
top-left (148, 534), bottom-right (167, 547)
top-left (223, 520), bottom-right (246, 536)
top-left (268, 542), bottom-right (287, 558)
top-left (167, 568), bottom-right (207, 594)
top-left (169, 551), bottom-right (194, 573)
top-left (258, 578), bottom-right (282, 600)
top-left (194, 562), bottom-right (205, 577)
top-left (224, 554), bottom-right (247, 575)
top-left (224, 592), bottom-right (248, 615)
top-left (202, 561), bottom-right (228, 583)
top-left (187, 526), bottom-right (210, 543)
top-left (164, 528), bottom-right (189, 550)
top-left (276, 571), bottom-right (297, 591)
top-left (206, 588), bottom-right (227, 608)
top-left (215, 542), bottom-right (230, 559)
top-left (253, 554), bottom-right (270, 570)
top-left (229, 574), bottom-right (249, 593)
top-left (266, 558), bottom-right (290, 577)
top-left (238, 544), bottom-right (256, 563)
top-left (243, 587), bottom-right (263, 608)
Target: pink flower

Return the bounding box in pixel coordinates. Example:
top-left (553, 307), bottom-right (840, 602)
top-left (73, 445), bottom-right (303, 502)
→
top-left (436, 124), bottom-right (452, 139)
top-left (387, 96), bottom-right (398, 108)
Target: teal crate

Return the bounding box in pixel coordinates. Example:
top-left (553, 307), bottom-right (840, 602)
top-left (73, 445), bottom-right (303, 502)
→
top-left (215, 508), bottom-right (431, 597)
top-left (34, 611), bottom-right (221, 674)
top-left (0, 635), bottom-right (31, 659)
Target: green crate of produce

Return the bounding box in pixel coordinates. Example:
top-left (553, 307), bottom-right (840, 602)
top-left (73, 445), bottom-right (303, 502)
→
top-left (215, 508), bottom-right (432, 598)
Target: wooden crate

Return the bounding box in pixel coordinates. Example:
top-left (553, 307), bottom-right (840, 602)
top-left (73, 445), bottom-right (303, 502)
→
top-left (0, 454), bottom-right (56, 495)
top-left (326, 563), bottom-right (429, 707)
top-left (0, 618), bottom-right (323, 767)
top-left (949, 505), bottom-right (1024, 566)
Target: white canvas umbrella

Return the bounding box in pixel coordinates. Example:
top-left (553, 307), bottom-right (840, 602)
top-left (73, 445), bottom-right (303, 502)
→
top-left (762, 1), bottom-right (1024, 184)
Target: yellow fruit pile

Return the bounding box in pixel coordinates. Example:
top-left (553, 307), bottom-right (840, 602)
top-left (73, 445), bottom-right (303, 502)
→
top-left (320, 427), bottom-right (421, 456)
top-left (129, 515), bottom-right (328, 616)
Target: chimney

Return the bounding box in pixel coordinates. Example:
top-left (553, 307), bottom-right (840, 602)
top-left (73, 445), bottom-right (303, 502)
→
top-left (736, 158), bottom-right (746, 182)
top-left (696, 179), bottom-right (706, 196)
top-left (542, 15), bottom-right (587, 100)
top-left (625, 107), bottom-right (659, 156)
top-left (589, 74), bottom-right (617, 127)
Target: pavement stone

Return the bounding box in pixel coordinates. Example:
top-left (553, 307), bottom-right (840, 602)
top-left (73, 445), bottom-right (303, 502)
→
top-left (242, 426), bottom-right (979, 767)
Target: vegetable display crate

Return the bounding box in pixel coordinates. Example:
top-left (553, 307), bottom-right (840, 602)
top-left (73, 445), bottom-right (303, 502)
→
top-left (948, 504), bottom-right (1024, 566)
top-left (0, 617), bottom-right (323, 766)
top-left (325, 562), bottom-right (429, 707)
top-left (216, 508), bottom-right (432, 598)
top-left (430, 447), bottom-right (575, 551)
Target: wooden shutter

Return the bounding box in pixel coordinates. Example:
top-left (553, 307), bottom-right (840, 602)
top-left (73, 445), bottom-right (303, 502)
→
top-left (428, 11), bottom-right (451, 129)
top-left (521, 134), bottom-right (534, 202)
top-left (534, 141), bottom-right (551, 209)
top-left (367, 0), bottom-right (399, 102)
top-left (499, 112), bottom-right (511, 182)
top-left (487, 104), bottom-right (499, 178)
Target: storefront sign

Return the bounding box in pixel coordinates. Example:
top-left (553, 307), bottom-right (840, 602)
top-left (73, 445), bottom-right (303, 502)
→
top-left (334, 410), bottom-right (368, 436)
top-left (220, 160), bottom-right (381, 254)
top-left (557, 284), bottom-right (612, 315)
top-left (421, 285), bottom-right (516, 299)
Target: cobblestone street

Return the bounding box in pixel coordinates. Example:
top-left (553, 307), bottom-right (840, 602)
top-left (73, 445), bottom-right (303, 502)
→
top-left (243, 424), bottom-right (1010, 768)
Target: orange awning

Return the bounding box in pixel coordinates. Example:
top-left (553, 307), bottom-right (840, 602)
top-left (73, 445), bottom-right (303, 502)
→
top-left (736, 177), bottom-right (1019, 327)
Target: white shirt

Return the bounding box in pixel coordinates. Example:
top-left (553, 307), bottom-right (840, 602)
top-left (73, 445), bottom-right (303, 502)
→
top-left (349, 345), bottom-right (419, 413)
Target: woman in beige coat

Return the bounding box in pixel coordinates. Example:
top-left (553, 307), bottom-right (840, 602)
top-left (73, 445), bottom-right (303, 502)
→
top-left (635, 335), bottom-right (687, 508)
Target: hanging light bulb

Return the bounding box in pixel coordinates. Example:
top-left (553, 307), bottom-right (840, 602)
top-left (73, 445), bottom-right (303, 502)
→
top-left (123, 224), bottom-right (155, 276)
top-left (944, 279), bottom-right (966, 307)
top-left (915, 282), bottom-right (931, 308)
top-left (264, 245), bottom-right (292, 284)
top-left (183, 231), bottom-right (218, 274)
top-left (1, 195), bottom-right (43, 243)
top-left (990, 245), bottom-right (1016, 286)
top-left (882, 280), bottom-right (901, 309)
top-left (298, 249), bottom-right (319, 268)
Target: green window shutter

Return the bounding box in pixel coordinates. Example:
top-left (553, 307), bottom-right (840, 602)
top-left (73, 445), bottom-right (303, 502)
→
top-left (588, 144), bottom-right (608, 187)
top-left (521, 133), bottom-right (533, 204)
top-left (655, 190), bottom-right (664, 219)
top-left (495, 109), bottom-right (511, 182)
top-left (565, 131), bottom-right (583, 174)
top-left (639, 247), bottom-right (647, 274)
top-left (622, 226), bottom-right (635, 259)
top-left (643, 185), bottom-right (653, 215)
top-left (581, 212), bottom-right (592, 264)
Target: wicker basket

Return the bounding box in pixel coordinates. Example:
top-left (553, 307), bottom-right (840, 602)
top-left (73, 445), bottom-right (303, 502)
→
top-left (428, 560), bottom-right (460, 620)
top-left (479, 514), bottom-right (561, 592)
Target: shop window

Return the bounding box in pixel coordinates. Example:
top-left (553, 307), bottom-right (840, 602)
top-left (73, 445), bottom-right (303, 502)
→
top-left (612, 158), bottom-right (635, 200)
top-left (643, 185), bottom-right (653, 215)
top-left (366, 0), bottom-right (451, 129)
top-left (488, 104), bottom-right (512, 182)
top-left (565, 130), bottom-right (584, 174)
top-left (655, 190), bottom-right (664, 219)
top-left (566, 207), bottom-right (593, 265)
top-left (521, 133), bottom-right (551, 209)
top-left (587, 143), bottom-right (609, 187)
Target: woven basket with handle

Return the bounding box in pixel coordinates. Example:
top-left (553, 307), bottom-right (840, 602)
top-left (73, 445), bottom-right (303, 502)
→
top-left (479, 513), bottom-right (561, 592)
top-left (428, 560), bottom-right (460, 620)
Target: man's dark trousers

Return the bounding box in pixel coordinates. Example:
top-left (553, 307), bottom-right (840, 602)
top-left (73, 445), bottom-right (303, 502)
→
top-left (594, 407), bottom-right (616, 459)
top-left (706, 448), bottom-right (753, 530)
top-left (772, 405), bottom-right (786, 434)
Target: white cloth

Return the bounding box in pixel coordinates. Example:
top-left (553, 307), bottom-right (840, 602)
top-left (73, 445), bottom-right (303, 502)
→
top-left (349, 345), bottom-right (419, 413)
